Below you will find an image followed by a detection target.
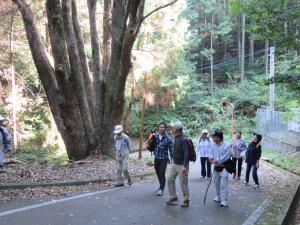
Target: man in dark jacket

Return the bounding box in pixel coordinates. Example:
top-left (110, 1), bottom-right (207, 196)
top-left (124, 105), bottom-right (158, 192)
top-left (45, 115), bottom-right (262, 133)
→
top-left (166, 122), bottom-right (190, 208)
top-left (153, 122), bottom-right (173, 196)
top-left (244, 133), bottom-right (262, 188)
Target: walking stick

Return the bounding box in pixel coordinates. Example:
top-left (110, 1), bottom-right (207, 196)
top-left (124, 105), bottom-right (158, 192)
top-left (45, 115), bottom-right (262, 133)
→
top-left (203, 170), bottom-right (214, 205)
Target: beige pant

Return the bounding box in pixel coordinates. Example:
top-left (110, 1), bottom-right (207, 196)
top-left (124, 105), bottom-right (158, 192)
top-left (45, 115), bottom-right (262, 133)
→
top-left (167, 163), bottom-right (189, 201)
top-left (116, 154), bottom-right (131, 184)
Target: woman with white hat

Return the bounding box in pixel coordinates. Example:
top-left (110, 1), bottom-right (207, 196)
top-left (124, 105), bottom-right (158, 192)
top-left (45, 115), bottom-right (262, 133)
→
top-left (196, 129), bottom-right (212, 179)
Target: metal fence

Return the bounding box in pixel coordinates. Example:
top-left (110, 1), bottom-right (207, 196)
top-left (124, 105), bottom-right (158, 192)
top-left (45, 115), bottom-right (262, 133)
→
top-left (256, 108), bottom-right (300, 151)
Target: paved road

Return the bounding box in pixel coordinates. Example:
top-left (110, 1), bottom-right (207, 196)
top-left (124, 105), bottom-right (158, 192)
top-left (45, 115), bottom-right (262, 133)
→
top-left (0, 155), bottom-right (266, 225)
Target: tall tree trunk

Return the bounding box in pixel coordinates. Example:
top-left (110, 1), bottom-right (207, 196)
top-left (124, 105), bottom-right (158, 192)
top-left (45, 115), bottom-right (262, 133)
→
top-left (12, 0), bottom-right (178, 160)
top-left (9, 9), bottom-right (17, 152)
top-left (138, 73), bottom-right (147, 160)
top-left (241, 14), bottom-right (245, 80)
top-left (210, 13), bottom-right (214, 108)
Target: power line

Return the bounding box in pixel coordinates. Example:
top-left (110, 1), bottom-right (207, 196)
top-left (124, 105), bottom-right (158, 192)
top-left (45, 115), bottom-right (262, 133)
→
top-left (196, 48), bottom-right (268, 71)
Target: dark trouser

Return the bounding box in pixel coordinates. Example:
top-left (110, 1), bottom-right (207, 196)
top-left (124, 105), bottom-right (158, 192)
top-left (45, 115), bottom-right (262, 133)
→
top-left (200, 157), bottom-right (211, 178)
top-left (154, 158), bottom-right (168, 190)
top-left (245, 163), bottom-right (259, 185)
top-left (233, 158), bottom-right (243, 177)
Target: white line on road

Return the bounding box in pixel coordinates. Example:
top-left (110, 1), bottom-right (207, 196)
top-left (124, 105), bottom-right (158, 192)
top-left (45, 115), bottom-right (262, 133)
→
top-left (242, 197), bottom-right (273, 225)
top-left (0, 187), bottom-right (123, 217)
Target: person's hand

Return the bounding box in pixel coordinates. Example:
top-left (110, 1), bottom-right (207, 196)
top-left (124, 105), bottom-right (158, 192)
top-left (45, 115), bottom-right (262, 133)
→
top-left (256, 161), bottom-right (259, 169)
top-left (209, 159), bottom-right (217, 164)
top-left (182, 166), bottom-right (187, 173)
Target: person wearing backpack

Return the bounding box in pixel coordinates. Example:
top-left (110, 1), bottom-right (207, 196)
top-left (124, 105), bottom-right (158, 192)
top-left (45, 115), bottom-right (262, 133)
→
top-left (166, 122), bottom-right (190, 208)
top-left (0, 115), bottom-right (12, 168)
top-left (113, 125), bottom-right (132, 187)
top-left (196, 129), bottom-right (212, 179)
top-left (209, 129), bottom-right (232, 207)
top-left (230, 131), bottom-right (247, 180)
top-left (151, 122), bottom-right (173, 196)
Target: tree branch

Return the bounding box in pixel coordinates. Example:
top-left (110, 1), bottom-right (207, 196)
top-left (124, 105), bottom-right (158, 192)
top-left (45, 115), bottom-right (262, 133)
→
top-left (142, 0), bottom-right (178, 22)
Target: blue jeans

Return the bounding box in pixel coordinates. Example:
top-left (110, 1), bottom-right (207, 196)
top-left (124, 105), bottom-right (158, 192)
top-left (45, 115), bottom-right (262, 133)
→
top-left (245, 163), bottom-right (259, 185)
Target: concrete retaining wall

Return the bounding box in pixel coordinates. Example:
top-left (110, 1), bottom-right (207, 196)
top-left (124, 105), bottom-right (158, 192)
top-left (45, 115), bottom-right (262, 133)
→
top-left (262, 135), bottom-right (300, 153)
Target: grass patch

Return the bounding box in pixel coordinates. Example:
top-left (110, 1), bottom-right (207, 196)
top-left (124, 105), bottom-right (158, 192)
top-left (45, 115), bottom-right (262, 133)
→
top-left (11, 146), bottom-right (69, 166)
top-left (262, 148), bottom-right (300, 176)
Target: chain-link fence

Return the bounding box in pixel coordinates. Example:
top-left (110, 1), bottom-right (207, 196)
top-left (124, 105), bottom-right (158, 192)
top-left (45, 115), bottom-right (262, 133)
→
top-left (256, 108), bottom-right (300, 153)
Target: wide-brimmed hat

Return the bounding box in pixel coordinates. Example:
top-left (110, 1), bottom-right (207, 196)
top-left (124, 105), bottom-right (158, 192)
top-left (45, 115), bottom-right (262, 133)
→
top-left (171, 122), bottom-right (184, 130)
top-left (201, 129), bottom-right (209, 135)
top-left (114, 125), bottom-right (123, 134)
top-left (0, 115), bottom-right (7, 122)
top-left (212, 129), bottom-right (223, 139)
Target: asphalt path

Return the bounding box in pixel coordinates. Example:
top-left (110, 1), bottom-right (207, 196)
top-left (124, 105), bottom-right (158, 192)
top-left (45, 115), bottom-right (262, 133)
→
top-left (0, 157), bottom-right (266, 225)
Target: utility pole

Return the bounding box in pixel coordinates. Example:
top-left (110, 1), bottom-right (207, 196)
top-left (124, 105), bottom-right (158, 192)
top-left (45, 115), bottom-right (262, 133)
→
top-left (138, 72), bottom-right (147, 160)
top-left (269, 47), bottom-right (275, 111)
top-left (241, 14), bottom-right (246, 80)
top-left (210, 13), bottom-right (214, 109)
top-left (265, 40), bottom-right (269, 75)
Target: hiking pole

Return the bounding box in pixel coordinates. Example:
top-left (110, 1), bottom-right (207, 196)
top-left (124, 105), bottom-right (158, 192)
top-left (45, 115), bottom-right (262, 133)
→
top-left (203, 170), bottom-right (214, 205)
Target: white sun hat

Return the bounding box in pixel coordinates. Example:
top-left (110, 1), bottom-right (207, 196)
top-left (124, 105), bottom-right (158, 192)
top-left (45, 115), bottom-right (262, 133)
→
top-left (114, 125), bottom-right (123, 134)
top-left (201, 129), bottom-right (209, 134)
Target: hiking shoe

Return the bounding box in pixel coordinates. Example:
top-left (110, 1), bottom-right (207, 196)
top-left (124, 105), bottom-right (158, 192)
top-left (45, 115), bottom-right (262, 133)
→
top-left (128, 180), bottom-right (132, 186)
top-left (166, 196), bottom-right (178, 204)
top-left (214, 196), bottom-right (221, 202)
top-left (156, 189), bottom-right (163, 196)
top-left (115, 183), bottom-right (125, 187)
top-left (220, 200), bottom-right (228, 207)
top-left (180, 200), bottom-right (189, 208)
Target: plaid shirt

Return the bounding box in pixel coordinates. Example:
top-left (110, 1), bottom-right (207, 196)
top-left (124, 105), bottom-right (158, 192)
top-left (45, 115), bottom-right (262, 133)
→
top-left (154, 133), bottom-right (173, 160)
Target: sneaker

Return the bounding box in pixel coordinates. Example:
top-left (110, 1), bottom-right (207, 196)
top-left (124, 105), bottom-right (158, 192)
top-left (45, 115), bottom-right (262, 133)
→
top-left (206, 177), bottom-right (211, 180)
top-left (236, 176), bottom-right (241, 180)
top-left (156, 189), bottom-right (163, 196)
top-left (202, 176), bottom-right (206, 179)
top-left (233, 174), bottom-right (236, 180)
top-left (128, 180), bottom-right (132, 186)
top-left (254, 184), bottom-right (259, 189)
top-left (220, 200), bottom-right (228, 207)
top-left (214, 196), bottom-right (221, 202)
top-left (115, 183), bottom-right (125, 187)
top-left (180, 200), bottom-right (189, 208)
top-left (243, 181), bottom-right (248, 186)
top-left (166, 196), bottom-right (178, 204)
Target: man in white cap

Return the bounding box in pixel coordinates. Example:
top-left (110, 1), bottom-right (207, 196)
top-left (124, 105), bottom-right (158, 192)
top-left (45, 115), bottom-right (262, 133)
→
top-left (0, 115), bottom-right (12, 167)
top-left (166, 122), bottom-right (190, 208)
top-left (113, 125), bottom-right (132, 187)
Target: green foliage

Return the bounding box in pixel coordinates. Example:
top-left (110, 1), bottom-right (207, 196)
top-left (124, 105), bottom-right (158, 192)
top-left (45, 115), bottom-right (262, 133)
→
top-left (13, 146), bottom-right (69, 166)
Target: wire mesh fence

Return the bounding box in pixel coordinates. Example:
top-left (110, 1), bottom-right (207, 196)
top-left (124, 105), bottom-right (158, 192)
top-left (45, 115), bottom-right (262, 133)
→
top-left (256, 108), bottom-right (300, 152)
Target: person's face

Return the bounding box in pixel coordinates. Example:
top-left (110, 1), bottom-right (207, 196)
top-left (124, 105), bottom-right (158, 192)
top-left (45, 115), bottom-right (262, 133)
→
top-left (172, 127), bottom-right (179, 135)
top-left (236, 132), bottom-right (241, 139)
top-left (117, 132), bottom-right (122, 137)
top-left (159, 124), bottom-right (166, 134)
top-left (252, 135), bottom-right (258, 142)
top-left (213, 136), bottom-right (222, 144)
top-left (202, 133), bottom-right (208, 138)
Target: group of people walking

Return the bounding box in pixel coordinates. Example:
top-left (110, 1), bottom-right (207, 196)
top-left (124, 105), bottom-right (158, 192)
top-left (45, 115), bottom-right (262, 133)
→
top-left (113, 122), bottom-right (262, 208)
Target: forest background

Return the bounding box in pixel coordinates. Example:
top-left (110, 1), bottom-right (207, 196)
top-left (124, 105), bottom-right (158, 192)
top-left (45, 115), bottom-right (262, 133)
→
top-left (0, 0), bottom-right (299, 164)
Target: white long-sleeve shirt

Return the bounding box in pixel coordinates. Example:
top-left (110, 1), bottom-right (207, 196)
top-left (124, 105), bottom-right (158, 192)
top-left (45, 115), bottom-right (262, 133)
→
top-left (196, 138), bottom-right (212, 157)
top-left (209, 141), bottom-right (232, 167)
